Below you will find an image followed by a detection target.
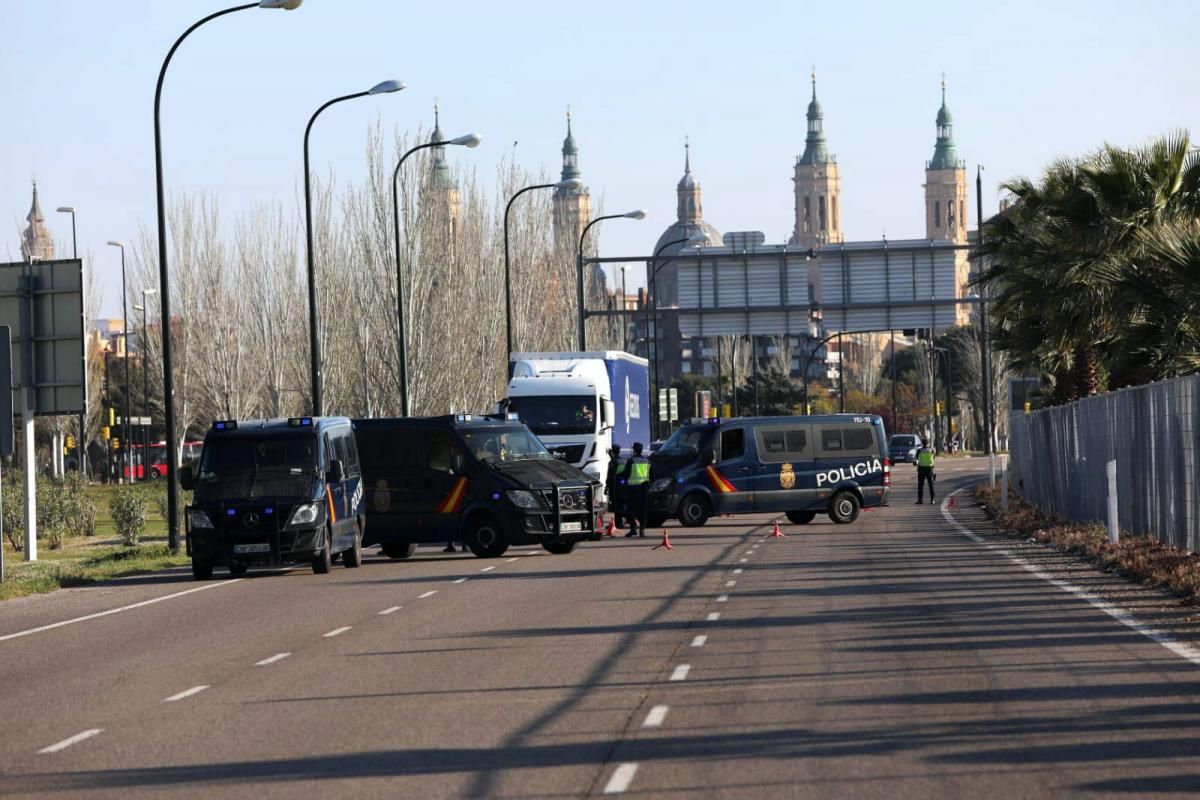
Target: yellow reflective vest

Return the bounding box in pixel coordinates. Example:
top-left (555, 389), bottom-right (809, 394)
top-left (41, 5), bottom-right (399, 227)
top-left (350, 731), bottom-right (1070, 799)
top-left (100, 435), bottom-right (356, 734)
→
top-left (916, 448), bottom-right (935, 468)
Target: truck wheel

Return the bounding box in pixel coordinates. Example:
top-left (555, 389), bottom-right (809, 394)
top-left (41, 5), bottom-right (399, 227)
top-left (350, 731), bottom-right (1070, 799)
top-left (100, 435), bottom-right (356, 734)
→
top-left (381, 542), bottom-right (418, 559)
top-left (192, 558), bottom-right (213, 581)
top-left (678, 493), bottom-right (711, 527)
top-left (542, 539), bottom-right (577, 555)
top-left (312, 527), bottom-right (332, 574)
top-left (465, 515), bottom-right (509, 559)
top-left (228, 563), bottom-right (248, 576)
top-left (786, 511), bottom-right (817, 525)
top-left (828, 491), bottom-right (861, 525)
top-left (343, 523), bottom-right (363, 568)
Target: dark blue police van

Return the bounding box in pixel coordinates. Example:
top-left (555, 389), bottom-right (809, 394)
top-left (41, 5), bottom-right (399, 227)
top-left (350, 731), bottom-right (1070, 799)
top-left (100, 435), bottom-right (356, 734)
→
top-left (353, 414), bottom-right (598, 559)
top-left (646, 414), bottom-right (890, 526)
top-left (181, 417), bottom-right (365, 579)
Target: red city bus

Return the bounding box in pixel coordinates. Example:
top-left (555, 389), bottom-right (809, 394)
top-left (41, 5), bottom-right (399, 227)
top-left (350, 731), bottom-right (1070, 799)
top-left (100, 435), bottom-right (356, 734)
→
top-left (121, 440), bottom-right (203, 480)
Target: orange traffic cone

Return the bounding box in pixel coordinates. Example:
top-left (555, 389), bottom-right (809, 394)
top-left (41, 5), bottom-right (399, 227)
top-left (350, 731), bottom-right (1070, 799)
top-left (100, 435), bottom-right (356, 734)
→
top-left (652, 530), bottom-right (675, 550)
top-left (770, 520), bottom-right (786, 538)
top-left (605, 517), bottom-right (617, 537)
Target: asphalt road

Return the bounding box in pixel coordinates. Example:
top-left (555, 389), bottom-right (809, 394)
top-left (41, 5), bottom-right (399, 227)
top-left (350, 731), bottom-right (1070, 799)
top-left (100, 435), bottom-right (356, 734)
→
top-left (2, 459), bottom-right (1199, 798)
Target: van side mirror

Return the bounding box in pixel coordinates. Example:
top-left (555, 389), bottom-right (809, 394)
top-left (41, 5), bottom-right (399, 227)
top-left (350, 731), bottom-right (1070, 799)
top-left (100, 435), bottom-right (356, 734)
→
top-left (179, 465), bottom-right (195, 491)
top-left (450, 452), bottom-right (465, 474)
top-left (602, 399), bottom-right (615, 431)
top-left (327, 459), bottom-right (344, 483)
top-left (700, 449), bottom-right (716, 467)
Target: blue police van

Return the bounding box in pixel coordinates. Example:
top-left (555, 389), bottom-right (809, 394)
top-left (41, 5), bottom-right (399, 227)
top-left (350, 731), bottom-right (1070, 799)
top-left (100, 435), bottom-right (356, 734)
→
top-left (646, 414), bottom-right (891, 526)
top-left (181, 417), bottom-right (366, 579)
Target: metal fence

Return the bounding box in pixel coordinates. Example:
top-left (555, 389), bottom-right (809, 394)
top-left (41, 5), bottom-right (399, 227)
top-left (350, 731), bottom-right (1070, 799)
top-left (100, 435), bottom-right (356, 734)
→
top-left (1010, 374), bottom-right (1200, 553)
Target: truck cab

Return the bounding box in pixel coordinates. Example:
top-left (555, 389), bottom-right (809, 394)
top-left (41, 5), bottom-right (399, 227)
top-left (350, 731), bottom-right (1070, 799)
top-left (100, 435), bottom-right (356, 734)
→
top-left (354, 415), bottom-right (598, 558)
top-left (181, 417), bottom-right (365, 580)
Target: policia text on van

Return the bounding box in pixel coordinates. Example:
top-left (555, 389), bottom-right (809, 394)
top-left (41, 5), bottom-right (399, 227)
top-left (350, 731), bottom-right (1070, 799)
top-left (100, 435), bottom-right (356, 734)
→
top-left (646, 415), bottom-right (891, 527)
top-left (353, 415), bottom-right (598, 558)
top-left (181, 417), bottom-right (366, 580)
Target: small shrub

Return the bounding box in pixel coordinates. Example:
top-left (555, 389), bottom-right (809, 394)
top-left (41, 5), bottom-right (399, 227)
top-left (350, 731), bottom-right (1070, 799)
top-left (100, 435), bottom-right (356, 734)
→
top-left (37, 480), bottom-right (67, 550)
top-left (109, 489), bottom-right (148, 546)
top-left (1, 472), bottom-right (23, 551)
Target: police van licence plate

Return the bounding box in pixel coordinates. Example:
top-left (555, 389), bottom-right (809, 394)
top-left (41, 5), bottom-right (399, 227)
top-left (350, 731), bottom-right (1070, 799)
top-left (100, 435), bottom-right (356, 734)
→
top-left (559, 522), bottom-right (583, 532)
top-left (233, 543), bottom-right (271, 554)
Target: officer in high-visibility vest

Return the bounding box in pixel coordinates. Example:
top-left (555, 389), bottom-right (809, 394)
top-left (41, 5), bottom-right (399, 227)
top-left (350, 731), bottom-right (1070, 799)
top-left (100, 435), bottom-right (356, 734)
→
top-left (621, 442), bottom-right (651, 537)
top-left (915, 438), bottom-right (936, 504)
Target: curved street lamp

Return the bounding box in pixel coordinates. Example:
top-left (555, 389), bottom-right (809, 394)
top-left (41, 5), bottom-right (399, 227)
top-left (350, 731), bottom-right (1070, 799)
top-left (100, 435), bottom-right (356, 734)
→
top-left (56, 206), bottom-right (85, 479)
top-left (392, 132), bottom-right (481, 416)
top-left (304, 78), bottom-right (405, 417)
top-left (646, 233), bottom-right (706, 433)
top-left (154, 0), bottom-right (302, 552)
top-left (503, 177), bottom-right (582, 359)
top-left (576, 210), bottom-right (646, 351)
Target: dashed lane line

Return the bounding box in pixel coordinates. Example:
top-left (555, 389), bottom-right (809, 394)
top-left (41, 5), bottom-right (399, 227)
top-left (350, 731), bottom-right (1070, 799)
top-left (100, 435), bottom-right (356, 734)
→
top-left (717, 594), bottom-right (729, 603)
top-left (453, 578), bottom-right (469, 584)
top-left (604, 763), bottom-right (639, 794)
top-left (642, 705), bottom-right (669, 728)
top-left (725, 580), bottom-right (737, 588)
top-left (481, 566), bottom-right (496, 572)
top-left (738, 558), bottom-right (748, 564)
top-left (379, 606), bottom-right (402, 616)
top-left (323, 626), bottom-right (352, 638)
top-left (706, 612), bottom-right (721, 622)
top-left (733, 568), bottom-right (743, 574)
top-left (0, 580), bottom-right (242, 644)
top-left (418, 590), bottom-right (438, 599)
top-left (505, 558), bottom-right (519, 563)
top-left (669, 664), bottom-right (691, 681)
top-left (691, 635), bottom-right (707, 648)
top-left (255, 653), bottom-right (290, 666)
top-left (163, 685), bottom-right (209, 703)
top-left (38, 729), bottom-right (103, 754)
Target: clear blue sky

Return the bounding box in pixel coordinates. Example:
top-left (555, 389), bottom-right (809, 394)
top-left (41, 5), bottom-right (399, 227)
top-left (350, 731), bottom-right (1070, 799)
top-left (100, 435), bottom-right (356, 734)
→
top-left (4, 0), bottom-right (1198, 315)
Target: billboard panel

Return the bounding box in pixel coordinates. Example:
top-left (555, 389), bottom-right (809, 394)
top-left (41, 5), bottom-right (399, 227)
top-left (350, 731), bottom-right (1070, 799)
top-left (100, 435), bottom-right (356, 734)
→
top-left (0, 260), bottom-right (85, 416)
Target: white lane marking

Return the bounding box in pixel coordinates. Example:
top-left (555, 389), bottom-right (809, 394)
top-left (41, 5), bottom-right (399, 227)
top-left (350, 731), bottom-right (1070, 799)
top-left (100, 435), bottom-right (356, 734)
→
top-left (604, 763), bottom-right (639, 794)
top-left (505, 558), bottom-right (519, 563)
top-left (255, 652), bottom-right (290, 666)
top-left (163, 685), bottom-right (209, 703)
top-left (481, 566), bottom-right (496, 572)
top-left (379, 606), bottom-right (402, 616)
top-left (691, 635), bottom-right (707, 647)
top-left (941, 489), bottom-right (1200, 668)
top-left (642, 705), bottom-right (669, 728)
top-left (0, 579), bottom-right (242, 644)
top-left (717, 594), bottom-right (729, 602)
top-left (733, 568), bottom-right (743, 574)
top-left (418, 590), bottom-right (437, 599)
top-left (725, 580), bottom-right (737, 587)
top-left (453, 578), bottom-right (469, 584)
top-left (669, 664), bottom-right (691, 681)
top-left (738, 558), bottom-right (748, 564)
top-left (323, 626), bottom-right (352, 638)
top-left (38, 729), bottom-right (103, 754)
top-left (706, 612), bottom-right (721, 622)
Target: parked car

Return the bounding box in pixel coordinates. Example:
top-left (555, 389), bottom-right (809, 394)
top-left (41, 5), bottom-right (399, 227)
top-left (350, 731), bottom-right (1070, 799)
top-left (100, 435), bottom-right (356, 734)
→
top-left (888, 434), bottom-right (922, 464)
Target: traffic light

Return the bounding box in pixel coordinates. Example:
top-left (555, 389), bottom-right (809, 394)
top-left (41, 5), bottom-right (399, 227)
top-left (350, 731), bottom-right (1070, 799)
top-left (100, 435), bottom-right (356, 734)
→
top-left (936, 401), bottom-right (943, 415)
top-left (101, 426), bottom-right (110, 440)
top-left (107, 407), bottom-right (116, 426)
top-left (66, 435), bottom-right (75, 450)
top-left (1024, 401), bottom-right (1032, 414)
top-left (112, 438), bottom-right (120, 449)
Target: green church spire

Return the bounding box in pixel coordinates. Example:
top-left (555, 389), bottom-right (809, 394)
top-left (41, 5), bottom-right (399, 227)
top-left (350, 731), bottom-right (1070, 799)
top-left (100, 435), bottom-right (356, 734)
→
top-left (560, 108), bottom-right (581, 183)
top-left (928, 77), bottom-right (961, 171)
top-left (798, 70), bottom-right (833, 166)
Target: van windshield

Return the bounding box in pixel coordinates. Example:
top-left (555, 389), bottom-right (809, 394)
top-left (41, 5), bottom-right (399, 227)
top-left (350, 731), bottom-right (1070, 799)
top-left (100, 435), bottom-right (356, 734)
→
top-left (505, 396), bottom-right (596, 436)
top-left (658, 426), bottom-right (711, 456)
top-left (890, 435), bottom-right (918, 447)
top-left (461, 426), bottom-right (552, 463)
top-left (198, 434), bottom-right (319, 479)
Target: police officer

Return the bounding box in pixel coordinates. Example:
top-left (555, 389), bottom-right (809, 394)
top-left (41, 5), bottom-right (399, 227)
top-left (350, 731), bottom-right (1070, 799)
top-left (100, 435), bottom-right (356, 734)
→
top-left (605, 445), bottom-right (625, 528)
top-left (622, 442), bottom-right (651, 537)
top-left (916, 437), bottom-right (936, 504)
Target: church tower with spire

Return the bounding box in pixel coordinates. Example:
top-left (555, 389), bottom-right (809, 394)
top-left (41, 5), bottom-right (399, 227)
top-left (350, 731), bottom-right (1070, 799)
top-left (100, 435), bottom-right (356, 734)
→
top-left (552, 110), bottom-right (591, 249)
top-left (791, 72), bottom-right (843, 254)
top-left (21, 181), bottom-right (55, 262)
top-left (427, 102), bottom-right (461, 242)
top-left (924, 79), bottom-right (967, 243)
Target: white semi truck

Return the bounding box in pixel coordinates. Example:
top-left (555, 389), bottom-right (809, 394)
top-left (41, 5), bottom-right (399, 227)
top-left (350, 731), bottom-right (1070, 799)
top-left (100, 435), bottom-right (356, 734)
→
top-left (499, 351), bottom-right (651, 500)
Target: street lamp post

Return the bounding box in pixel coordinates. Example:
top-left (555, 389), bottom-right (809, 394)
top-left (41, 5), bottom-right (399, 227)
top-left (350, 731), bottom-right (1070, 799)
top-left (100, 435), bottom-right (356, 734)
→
top-left (646, 234), bottom-right (706, 435)
top-left (976, 165), bottom-right (993, 456)
top-left (619, 265), bottom-right (629, 351)
top-left (139, 287), bottom-right (156, 479)
top-left (56, 206), bottom-right (85, 479)
top-left (576, 210), bottom-right (646, 350)
top-left (154, 0), bottom-right (303, 553)
top-left (800, 330), bottom-right (843, 416)
top-left (106, 241), bottom-right (130, 485)
top-left (304, 78), bottom-right (405, 417)
top-left (391, 133), bottom-right (481, 416)
top-left (503, 178), bottom-right (583, 360)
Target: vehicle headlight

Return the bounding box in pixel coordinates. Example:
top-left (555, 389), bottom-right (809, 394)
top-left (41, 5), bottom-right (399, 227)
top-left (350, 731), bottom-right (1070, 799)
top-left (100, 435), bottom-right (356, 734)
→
top-left (506, 490), bottom-right (543, 510)
top-left (287, 502), bottom-right (322, 527)
top-left (189, 509), bottom-right (214, 529)
top-left (649, 478), bottom-right (673, 494)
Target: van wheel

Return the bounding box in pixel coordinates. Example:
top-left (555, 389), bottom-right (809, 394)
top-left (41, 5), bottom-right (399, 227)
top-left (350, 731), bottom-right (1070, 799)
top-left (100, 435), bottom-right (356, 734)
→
top-left (678, 493), bottom-right (711, 527)
top-left (786, 511), bottom-right (817, 525)
top-left (192, 558), bottom-right (213, 581)
top-left (381, 542), bottom-right (418, 559)
top-left (343, 523), bottom-right (363, 568)
top-left (465, 515), bottom-right (509, 558)
top-left (542, 539), bottom-right (577, 555)
top-left (228, 563), bottom-right (248, 576)
top-left (312, 527), bottom-right (332, 574)
top-left (828, 491), bottom-right (861, 525)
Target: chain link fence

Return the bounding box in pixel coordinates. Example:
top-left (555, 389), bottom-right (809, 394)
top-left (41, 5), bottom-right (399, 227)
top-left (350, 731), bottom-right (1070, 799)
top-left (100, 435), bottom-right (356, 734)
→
top-left (1009, 374), bottom-right (1200, 553)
